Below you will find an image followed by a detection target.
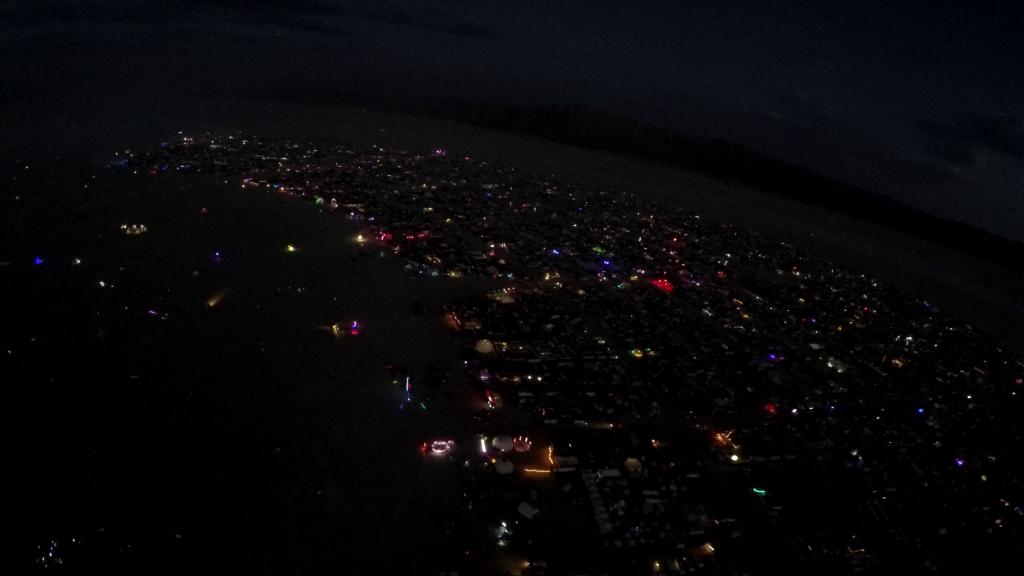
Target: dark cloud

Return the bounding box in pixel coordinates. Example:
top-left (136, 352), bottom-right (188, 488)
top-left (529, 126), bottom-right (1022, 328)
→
top-left (919, 115), bottom-right (1024, 167)
top-left (0, 1), bottom-right (491, 38)
top-left (0, 0), bottom-right (1020, 239)
top-left (333, 4), bottom-right (495, 39)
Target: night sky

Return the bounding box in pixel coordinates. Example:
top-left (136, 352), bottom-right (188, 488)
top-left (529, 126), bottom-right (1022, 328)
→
top-left (3, 0), bottom-right (1022, 240)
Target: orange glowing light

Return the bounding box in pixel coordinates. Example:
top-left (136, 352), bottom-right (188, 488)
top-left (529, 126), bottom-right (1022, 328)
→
top-left (712, 430), bottom-right (734, 447)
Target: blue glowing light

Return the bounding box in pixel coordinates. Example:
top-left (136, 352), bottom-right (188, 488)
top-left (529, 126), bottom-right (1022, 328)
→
top-left (916, 408), bottom-right (924, 415)
top-left (33, 257), bottom-right (44, 265)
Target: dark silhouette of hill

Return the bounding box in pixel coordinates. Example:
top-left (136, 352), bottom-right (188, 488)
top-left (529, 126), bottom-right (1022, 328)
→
top-left (436, 103), bottom-right (1023, 270)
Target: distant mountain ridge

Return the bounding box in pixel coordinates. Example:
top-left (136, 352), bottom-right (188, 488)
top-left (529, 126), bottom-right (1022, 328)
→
top-left (436, 103), bottom-right (1023, 270)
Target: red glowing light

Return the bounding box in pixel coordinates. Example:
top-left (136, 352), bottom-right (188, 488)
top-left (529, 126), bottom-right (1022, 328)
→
top-left (378, 232), bottom-right (393, 242)
top-left (764, 402), bottom-right (778, 415)
top-left (716, 271), bottom-right (728, 279)
top-left (650, 278), bottom-right (675, 293)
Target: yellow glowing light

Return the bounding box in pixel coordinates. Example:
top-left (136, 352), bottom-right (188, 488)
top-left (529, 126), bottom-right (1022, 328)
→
top-left (355, 234), bottom-right (366, 244)
top-left (206, 288), bottom-right (229, 308)
top-left (523, 468), bottom-right (551, 474)
top-left (729, 454), bottom-right (740, 462)
top-left (285, 244), bottom-right (297, 252)
top-left (547, 445), bottom-right (554, 466)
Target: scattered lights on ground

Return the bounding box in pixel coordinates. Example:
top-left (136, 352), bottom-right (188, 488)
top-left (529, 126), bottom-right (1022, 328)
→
top-left (75, 133), bottom-right (1024, 571)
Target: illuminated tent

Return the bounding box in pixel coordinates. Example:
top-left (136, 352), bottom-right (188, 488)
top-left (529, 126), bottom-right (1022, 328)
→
top-left (474, 339), bottom-right (495, 354)
top-left (494, 460), bottom-right (514, 475)
top-left (492, 435), bottom-right (514, 452)
top-left (512, 437), bottom-right (532, 452)
top-left (517, 502), bottom-right (540, 519)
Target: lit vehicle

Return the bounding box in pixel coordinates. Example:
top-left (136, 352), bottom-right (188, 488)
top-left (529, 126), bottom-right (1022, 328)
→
top-left (429, 440), bottom-right (455, 455)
